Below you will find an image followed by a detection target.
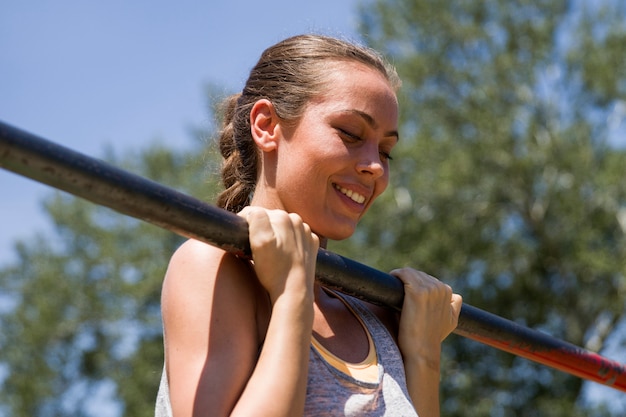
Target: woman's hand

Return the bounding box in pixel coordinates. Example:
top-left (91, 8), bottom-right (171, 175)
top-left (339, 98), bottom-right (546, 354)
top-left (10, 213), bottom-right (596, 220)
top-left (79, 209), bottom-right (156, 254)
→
top-left (239, 206), bottom-right (320, 304)
top-left (390, 267), bottom-right (462, 366)
top-left (390, 268), bottom-right (462, 417)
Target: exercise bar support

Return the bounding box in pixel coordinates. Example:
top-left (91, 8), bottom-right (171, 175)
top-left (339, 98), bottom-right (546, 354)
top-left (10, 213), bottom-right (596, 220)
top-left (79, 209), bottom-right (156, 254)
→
top-left (1, 120), bottom-right (625, 392)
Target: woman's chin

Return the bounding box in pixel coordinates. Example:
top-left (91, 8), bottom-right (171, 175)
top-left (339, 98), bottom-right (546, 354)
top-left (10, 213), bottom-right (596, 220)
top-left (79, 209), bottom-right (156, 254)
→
top-left (317, 225), bottom-right (356, 242)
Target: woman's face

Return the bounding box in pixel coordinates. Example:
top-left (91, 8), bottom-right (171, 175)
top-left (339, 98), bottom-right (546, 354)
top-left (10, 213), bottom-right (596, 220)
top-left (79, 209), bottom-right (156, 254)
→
top-left (262, 62), bottom-right (399, 241)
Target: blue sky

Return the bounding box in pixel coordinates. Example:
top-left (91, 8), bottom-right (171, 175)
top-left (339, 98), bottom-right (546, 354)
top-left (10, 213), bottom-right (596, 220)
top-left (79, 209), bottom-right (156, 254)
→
top-left (0, 0), bottom-right (360, 265)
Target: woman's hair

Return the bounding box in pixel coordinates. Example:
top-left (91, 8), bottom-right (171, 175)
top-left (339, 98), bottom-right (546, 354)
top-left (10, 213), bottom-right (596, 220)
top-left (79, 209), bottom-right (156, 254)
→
top-left (216, 34), bottom-right (400, 213)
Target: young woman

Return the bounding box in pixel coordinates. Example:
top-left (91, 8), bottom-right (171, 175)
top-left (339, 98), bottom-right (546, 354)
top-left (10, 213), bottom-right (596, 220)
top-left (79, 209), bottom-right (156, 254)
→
top-left (156, 34), bottom-right (462, 417)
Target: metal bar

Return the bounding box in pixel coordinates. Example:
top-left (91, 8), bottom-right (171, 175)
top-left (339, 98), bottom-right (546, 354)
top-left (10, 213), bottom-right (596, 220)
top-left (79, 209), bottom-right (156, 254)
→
top-left (1, 119), bottom-right (625, 392)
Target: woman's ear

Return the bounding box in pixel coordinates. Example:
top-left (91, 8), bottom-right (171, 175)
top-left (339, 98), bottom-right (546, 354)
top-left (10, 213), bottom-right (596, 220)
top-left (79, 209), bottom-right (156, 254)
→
top-left (250, 99), bottom-right (280, 152)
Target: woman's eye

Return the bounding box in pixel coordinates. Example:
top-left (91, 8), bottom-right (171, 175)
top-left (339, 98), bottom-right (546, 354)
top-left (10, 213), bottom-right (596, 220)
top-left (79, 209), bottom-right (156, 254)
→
top-left (338, 128), bottom-right (361, 142)
top-left (380, 151), bottom-right (393, 162)
top-left (339, 128), bottom-right (394, 162)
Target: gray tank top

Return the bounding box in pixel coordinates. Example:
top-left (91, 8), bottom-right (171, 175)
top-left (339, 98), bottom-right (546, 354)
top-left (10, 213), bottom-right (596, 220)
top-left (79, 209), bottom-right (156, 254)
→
top-left (304, 293), bottom-right (418, 416)
top-left (155, 293), bottom-right (418, 416)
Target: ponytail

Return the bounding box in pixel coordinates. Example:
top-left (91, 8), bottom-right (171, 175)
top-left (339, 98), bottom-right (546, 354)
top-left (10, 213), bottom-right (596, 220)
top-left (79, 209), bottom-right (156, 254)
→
top-left (216, 94), bottom-right (258, 212)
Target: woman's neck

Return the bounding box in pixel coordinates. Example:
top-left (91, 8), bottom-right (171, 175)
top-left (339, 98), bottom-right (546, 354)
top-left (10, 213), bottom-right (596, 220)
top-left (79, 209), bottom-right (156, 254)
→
top-left (247, 196), bottom-right (328, 249)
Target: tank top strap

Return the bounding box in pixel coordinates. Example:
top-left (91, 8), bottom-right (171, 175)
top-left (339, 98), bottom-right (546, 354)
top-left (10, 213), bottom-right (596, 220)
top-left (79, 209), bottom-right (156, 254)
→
top-left (334, 291), bottom-right (398, 355)
top-left (305, 290), bottom-right (417, 416)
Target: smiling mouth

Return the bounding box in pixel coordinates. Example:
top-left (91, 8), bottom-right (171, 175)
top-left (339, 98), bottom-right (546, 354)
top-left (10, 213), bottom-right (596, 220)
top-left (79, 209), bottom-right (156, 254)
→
top-left (334, 184), bottom-right (366, 204)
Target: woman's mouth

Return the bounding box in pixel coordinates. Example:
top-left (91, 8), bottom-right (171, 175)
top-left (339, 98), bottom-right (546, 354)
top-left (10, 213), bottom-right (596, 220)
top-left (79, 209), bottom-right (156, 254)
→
top-left (334, 184), bottom-right (366, 204)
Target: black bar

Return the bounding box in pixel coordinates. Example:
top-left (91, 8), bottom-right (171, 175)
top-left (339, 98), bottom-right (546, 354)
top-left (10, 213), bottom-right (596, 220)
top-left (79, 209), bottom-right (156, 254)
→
top-left (1, 120), bottom-right (625, 391)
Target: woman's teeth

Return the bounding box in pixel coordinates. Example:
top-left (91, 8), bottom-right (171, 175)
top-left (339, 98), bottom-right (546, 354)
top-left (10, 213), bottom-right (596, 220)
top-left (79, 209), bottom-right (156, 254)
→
top-left (335, 184), bottom-right (366, 204)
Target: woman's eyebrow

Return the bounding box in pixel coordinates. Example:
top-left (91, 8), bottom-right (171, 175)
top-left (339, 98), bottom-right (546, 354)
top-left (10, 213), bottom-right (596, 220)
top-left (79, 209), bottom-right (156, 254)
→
top-left (341, 109), bottom-right (400, 141)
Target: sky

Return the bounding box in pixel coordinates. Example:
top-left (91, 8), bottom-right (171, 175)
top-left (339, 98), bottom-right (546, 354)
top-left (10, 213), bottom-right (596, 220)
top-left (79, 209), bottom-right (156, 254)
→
top-left (0, 0), bottom-right (361, 266)
top-left (1, 0), bottom-right (624, 412)
top-left (1, 2), bottom-right (359, 411)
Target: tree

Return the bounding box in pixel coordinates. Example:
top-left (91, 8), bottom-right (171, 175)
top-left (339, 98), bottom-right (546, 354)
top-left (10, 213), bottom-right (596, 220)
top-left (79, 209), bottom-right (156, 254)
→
top-left (329, 0), bottom-right (626, 415)
top-left (0, 118), bottom-right (222, 416)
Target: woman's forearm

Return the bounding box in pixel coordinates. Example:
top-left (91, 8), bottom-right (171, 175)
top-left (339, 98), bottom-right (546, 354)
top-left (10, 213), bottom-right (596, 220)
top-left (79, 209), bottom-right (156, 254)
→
top-left (404, 354), bottom-right (442, 417)
top-left (231, 287), bottom-right (314, 417)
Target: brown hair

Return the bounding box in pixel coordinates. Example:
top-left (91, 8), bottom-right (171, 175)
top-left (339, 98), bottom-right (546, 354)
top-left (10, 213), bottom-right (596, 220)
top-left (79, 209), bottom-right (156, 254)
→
top-left (216, 34), bottom-right (400, 213)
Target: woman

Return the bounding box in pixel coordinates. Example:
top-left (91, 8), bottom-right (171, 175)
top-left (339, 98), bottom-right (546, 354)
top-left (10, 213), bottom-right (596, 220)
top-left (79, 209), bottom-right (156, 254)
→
top-left (156, 34), bottom-right (462, 417)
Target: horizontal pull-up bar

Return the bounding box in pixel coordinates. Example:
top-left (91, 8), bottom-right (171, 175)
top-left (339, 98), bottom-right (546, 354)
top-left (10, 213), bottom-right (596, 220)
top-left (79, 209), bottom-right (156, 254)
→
top-left (1, 120), bottom-right (625, 392)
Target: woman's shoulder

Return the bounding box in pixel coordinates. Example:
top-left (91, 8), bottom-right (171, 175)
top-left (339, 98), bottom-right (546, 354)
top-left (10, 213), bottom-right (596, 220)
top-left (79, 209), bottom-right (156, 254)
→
top-left (167, 239), bottom-right (251, 278)
top-left (162, 238), bottom-right (270, 341)
top-left (170, 238), bottom-right (238, 262)
top-left (161, 240), bottom-right (270, 410)
top-left (163, 239), bottom-right (261, 308)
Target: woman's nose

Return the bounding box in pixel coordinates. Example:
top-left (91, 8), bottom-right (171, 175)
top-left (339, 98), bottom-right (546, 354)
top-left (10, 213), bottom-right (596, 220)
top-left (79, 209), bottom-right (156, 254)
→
top-left (355, 146), bottom-right (385, 179)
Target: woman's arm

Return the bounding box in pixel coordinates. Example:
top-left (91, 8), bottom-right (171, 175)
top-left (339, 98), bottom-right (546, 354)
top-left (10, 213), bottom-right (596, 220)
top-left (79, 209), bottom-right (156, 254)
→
top-left (390, 268), bottom-right (462, 417)
top-left (162, 208), bottom-right (319, 417)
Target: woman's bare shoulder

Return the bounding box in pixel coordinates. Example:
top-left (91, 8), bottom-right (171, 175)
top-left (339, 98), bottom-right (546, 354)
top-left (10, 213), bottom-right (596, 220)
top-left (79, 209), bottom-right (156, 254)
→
top-left (162, 239), bottom-right (261, 320)
top-left (168, 238), bottom-right (244, 269)
top-left (162, 240), bottom-right (269, 415)
top-left (165, 239), bottom-right (253, 285)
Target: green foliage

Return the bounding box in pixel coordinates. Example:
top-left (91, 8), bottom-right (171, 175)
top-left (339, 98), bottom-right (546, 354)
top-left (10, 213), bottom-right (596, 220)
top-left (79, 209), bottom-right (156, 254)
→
top-left (0, 133), bottom-right (222, 415)
top-left (330, 0), bottom-right (626, 415)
